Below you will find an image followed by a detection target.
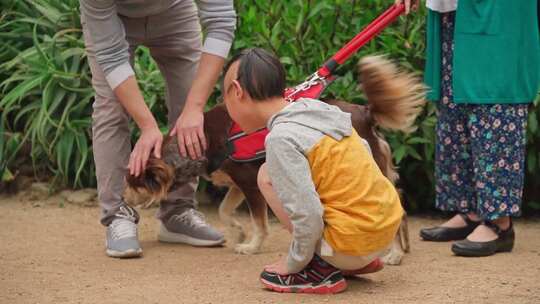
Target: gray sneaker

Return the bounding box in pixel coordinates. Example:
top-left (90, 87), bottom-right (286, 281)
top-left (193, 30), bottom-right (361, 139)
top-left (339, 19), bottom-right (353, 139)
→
top-left (106, 206), bottom-right (142, 258)
top-left (158, 209), bottom-right (225, 246)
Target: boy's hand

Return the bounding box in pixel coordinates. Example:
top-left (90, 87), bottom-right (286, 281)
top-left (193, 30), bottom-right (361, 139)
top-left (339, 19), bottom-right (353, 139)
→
top-left (264, 257), bottom-right (289, 275)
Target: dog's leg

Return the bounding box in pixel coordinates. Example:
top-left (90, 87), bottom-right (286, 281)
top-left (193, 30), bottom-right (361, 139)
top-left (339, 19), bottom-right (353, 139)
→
top-left (235, 217), bottom-right (268, 255)
top-left (221, 162), bottom-right (269, 255)
top-left (381, 214), bottom-right (410, 265)
top-left (218, 186), bottom-right (247, 244)
top-left (234, 188), bottom-right (269, 255)
top-left (374, 133), bottom-right (409, 265)
top-left (381, 235), bottom-right (405, 266)
top-left (399, 213), bottom-right (411, 253)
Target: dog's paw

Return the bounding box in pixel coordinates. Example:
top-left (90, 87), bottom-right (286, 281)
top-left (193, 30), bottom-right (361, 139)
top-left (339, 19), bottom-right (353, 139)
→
top-left (229, 227), bottom-right (246, 244)
top-left (381, 250), bottom-right (403, 266)
top-left (234, 242), bottom-right (260, 255)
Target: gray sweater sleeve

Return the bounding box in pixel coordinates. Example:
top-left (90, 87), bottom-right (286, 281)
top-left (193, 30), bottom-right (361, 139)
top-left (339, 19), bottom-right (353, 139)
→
top-left (196, 0), bottom-right (237, 58)
top-left (80, 0), bottom-right (134, 90)
top-left (266, 134), bottom-right (325, 273)
top-left (80, 0), bottom-right (236, 90)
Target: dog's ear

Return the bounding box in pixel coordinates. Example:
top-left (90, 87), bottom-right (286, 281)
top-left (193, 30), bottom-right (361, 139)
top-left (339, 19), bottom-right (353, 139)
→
top-left (125, 158), bottom-right (174, 202)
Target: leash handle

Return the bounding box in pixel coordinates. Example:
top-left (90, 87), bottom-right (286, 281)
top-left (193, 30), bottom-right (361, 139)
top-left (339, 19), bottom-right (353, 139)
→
top-left (318, 3), bottom-right (405, 77)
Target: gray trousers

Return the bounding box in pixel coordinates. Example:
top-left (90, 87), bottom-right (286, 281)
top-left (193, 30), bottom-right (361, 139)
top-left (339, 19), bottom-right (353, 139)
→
top-left (83, 0), bottom-right (201, 226)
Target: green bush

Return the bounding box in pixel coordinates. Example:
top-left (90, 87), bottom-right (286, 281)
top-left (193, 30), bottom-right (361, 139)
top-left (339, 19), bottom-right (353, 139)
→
top-left (1, 0), bottom-right (539, 214)
top-left (0, 0), bottom-right (95, 187)
top-left (0, 0), bottom-right (166, 187)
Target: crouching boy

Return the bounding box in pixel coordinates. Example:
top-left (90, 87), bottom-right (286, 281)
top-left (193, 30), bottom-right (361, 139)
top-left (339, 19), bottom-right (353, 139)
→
top-left (221, 48), bottom-right (403, 294)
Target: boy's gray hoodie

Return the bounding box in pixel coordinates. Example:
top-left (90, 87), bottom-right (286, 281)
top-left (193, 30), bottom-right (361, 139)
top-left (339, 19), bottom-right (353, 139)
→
top-left (265, 98), bottom-right (362, 273)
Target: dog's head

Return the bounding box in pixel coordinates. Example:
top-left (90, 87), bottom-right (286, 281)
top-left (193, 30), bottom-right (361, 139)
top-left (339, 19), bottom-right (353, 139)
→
top-left (125, 157), bottom-right (175, 206)
top-left (124, 105), bottom-right (233, 206)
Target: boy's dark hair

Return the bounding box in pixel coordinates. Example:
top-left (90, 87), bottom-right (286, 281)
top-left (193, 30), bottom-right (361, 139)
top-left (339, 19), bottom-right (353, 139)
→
top-left (223, 48), bottom-right (286, 101)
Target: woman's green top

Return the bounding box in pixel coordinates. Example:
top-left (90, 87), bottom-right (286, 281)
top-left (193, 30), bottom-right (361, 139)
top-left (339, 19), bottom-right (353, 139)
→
top-left (424, 0), bottom-right (540, 104)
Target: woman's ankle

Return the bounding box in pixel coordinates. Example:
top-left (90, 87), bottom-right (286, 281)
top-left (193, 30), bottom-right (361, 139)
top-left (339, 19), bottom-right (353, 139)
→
top-left (491, 216), bottom-right (511, 231)
top-left (441, 213), bottom-right (467, 228)
top-left (466, 212), bottom-right (481, 222)
top-left (440, 212), bottom-right (480, 228)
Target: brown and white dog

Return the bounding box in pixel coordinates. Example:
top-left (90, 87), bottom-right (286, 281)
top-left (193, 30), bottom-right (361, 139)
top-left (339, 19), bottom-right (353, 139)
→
top-left (125, 56), bottom-right (425, 265)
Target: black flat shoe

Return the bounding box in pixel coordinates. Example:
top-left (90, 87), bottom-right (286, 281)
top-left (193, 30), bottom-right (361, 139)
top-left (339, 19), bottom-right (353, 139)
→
top-left (420, 213), bottom-right (481, 242)
top-left (451, 220), bottom-right (515, 257)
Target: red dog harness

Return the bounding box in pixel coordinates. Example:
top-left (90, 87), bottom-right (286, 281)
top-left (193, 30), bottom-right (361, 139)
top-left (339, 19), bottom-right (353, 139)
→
top-left (227, 75), bottom-right (335, 162)
top-left (227, 4), bottom-right (405, 162)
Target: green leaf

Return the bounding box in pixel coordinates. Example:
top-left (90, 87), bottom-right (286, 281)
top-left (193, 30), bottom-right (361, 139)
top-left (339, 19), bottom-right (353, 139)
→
top-left (30, 1), bottom-right (63, 25)
top-left (407, 137), bottom-right (431, 144)
top-left (270, 19), bottom-right (282, 49)
top-left (280, 56), bottom-right (293, 65)
top-left (73, 133), bottom-right (88, 187)
top-left (528, 111), bottom-right (538, 134)
top-left (406, 146), bottom-right (423, 161)
top-left (295, 6), bottom-right (305, 34)
top-left (527, 151), bottom-right (537, 174)
top-left (307, 2), bottom-right (330, 20)
top-left (32, 22), bottom-right (50, 63)
top-left (393, 145), bottom-right (407, 164)
top-left (0, 75), bottom-right (45, 109)
top-left (56, 131), bottom-right (75, 183)
top-left (1, 168), bottom-right (15, 182)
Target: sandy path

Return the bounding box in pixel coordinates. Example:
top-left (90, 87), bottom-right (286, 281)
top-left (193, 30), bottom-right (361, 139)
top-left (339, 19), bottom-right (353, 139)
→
top-left (1, 194), bottom-right (539, 304)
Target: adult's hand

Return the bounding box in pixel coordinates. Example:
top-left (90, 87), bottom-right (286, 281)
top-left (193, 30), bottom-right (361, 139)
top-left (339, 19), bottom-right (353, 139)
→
top-left (113, 76), bottom-right (161, 176)
top-left (173, 53), bottom-right (225, 159)
top-left (128, 126), bottom-right (162, 177)
top-left (395, 0), bottom-right (420, 14)
top-left (171, 106), bottom-right (207, 160)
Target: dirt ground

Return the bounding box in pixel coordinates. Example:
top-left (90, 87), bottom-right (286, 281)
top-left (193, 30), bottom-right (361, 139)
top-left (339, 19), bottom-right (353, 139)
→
top-left (1, 192), bottom-right (539, 304)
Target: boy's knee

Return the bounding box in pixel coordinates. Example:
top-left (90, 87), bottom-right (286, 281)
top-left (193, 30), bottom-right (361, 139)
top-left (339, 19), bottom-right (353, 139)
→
top-left (257, 163), bottom-right (272, 189)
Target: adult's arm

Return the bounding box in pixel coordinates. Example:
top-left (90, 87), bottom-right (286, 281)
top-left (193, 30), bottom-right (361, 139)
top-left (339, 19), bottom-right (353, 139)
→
top-left (81, 0), bottom-right (161, 176)
top-left (172, 0), bottom-right (236, 159)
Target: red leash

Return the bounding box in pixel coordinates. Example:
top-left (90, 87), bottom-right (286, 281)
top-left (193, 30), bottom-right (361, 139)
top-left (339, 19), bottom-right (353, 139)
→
top-left (285, 3), bottom-right (405, 101)
top-left (320, 3), bottom-right (405, 76)
top-left (228, 4), bottom-right (406, 162)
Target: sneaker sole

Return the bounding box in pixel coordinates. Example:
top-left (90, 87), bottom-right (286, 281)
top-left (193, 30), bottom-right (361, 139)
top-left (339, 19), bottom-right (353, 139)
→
top-left (106, 248), bottom-right (142, 258)
top-left (342, 258), bottom-right (384, 277)
top-left (260, 278), bottom-right (347, 294)
top-left (158, 226), bottom-right (225, 247)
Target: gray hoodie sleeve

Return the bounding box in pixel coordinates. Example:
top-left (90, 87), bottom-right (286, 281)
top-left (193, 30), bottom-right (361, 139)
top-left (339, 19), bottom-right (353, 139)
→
top-left (196, 0), bottom-right (237, 58)
top-left (80, 0), bottom-right (134, 90)
top-left (265, 134), bottom-right (325, 273)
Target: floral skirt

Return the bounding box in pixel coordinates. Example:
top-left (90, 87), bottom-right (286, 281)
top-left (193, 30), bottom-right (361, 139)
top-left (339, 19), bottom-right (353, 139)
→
top-left (434, 12), bottom-right (528, 220)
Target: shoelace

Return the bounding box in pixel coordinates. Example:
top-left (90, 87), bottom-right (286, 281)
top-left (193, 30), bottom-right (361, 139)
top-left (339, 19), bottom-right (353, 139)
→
top-left (109, 206), bottom-right (137, 240)
top-left (109, 218), bottom-right (137, 240)
top-left (170, 209), bottom-right (209, 229)
top-left (115, 205), bottom-right (137, 221)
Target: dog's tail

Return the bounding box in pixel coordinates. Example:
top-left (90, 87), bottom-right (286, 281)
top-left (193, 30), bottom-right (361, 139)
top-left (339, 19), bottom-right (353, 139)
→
top-left (359, 55), bottom-right (426, 133)
top-left (125, 157), bottom-right (174, 206)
